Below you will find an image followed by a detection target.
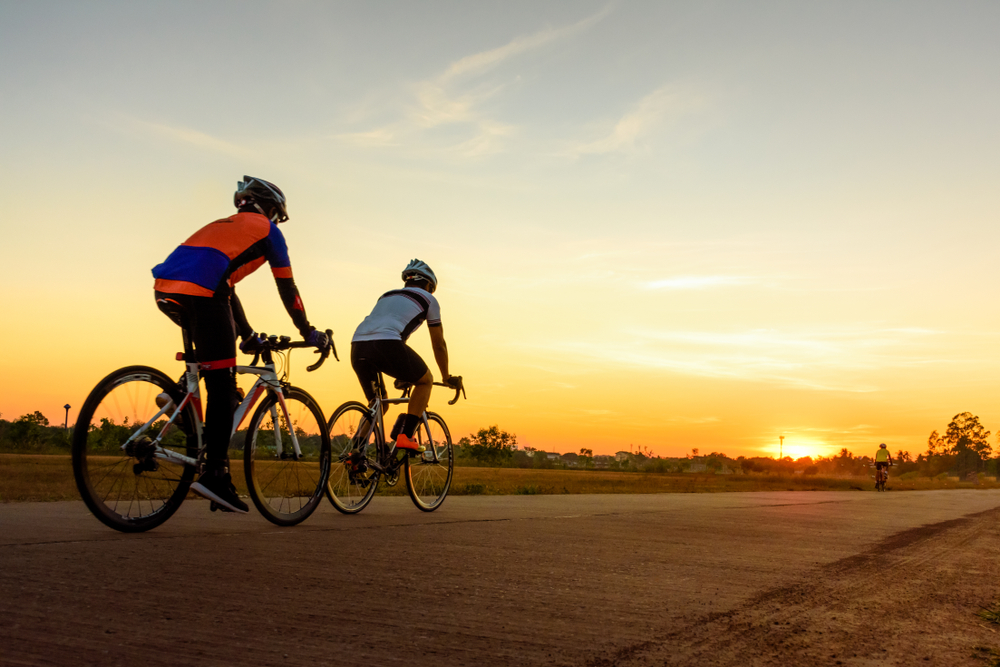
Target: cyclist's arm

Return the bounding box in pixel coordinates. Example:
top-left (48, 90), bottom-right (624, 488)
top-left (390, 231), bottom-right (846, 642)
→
top-left (264, 223), bottom-right (314, 338)
top-left (429, 324), bottom-right (450, 382)
top-left (230, 289), bottom-right (254, 340)
top-left (275, 276), bottom-right (313, 338)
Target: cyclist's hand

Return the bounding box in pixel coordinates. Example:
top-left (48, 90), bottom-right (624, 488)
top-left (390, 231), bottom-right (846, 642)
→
top-left (305, 328), bottom-right (330, 352)
top-left (445, 375), bottom-right (463, 390)
top-left (239, 332), bottom-right (265, 354)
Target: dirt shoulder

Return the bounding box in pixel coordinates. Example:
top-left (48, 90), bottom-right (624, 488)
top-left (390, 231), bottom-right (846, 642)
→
top-left (589, 507), bottom-right (1000, 667)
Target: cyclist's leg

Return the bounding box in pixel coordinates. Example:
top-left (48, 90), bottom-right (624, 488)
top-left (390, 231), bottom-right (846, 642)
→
top-left (186, 295), bottom-right (247, 513)
top-left (351, 341), bottom-right (388, 412)
top-left (367, 340), bottom-right (430, 447)
top-left (406, 370), bottom-right (433, 418)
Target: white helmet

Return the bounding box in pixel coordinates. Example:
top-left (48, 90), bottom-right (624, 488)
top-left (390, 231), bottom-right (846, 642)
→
top-left (402, 259), bottom-right (437, 292)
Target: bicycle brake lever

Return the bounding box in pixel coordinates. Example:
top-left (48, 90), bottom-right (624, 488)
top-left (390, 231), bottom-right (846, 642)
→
top-left (448, 385), bottom-right (467, 405)
top-left (306, 346), bottom-right (329, 372)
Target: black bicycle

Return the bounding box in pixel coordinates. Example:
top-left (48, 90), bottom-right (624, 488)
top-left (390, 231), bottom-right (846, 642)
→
top-left (326, 376), bottom-right (465, 513)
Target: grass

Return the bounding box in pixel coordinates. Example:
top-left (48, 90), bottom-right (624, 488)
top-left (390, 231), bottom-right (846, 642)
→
top-left (6, 453), bottom-right (1000, 503)
top-left (974, 603), bottom-right (1000, 666)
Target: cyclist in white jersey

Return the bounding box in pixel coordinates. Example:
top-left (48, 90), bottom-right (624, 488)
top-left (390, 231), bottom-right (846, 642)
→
top-left (351, 259), bottom-right (458, 451)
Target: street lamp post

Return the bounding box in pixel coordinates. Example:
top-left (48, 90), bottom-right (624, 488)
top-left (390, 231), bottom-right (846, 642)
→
top-left (64, 404), bottom-right (71, 434)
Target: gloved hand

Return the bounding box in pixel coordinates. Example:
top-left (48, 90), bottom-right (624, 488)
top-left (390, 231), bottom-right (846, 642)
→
top-left (305, 328), bottom-right (330, 352)
top-left (239, 332), bottom-right (265, 354)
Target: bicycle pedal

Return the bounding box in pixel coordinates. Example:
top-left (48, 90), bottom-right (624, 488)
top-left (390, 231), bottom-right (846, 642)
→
top-left (209, 501), bottom-right (235, 513)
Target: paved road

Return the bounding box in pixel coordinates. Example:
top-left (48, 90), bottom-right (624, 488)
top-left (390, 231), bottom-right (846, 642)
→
top-left (2, 491), bottom-right (1000, 666)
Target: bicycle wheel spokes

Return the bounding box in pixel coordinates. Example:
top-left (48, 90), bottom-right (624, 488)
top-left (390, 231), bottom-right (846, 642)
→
top-left (405, 412), bottom-right (453, 512)
top-left (245, 388), bottom-right (330, 526)
top-left (326, 401), bottom-right (379, 514)
top-left (72, 366), bottom-right (196, 532)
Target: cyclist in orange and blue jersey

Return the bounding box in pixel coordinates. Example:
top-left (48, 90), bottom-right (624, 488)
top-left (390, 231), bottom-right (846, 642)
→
top-left (152, 176), bottom-right (330, 513)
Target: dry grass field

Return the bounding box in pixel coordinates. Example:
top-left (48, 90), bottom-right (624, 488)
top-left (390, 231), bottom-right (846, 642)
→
top-left (3, 453), bottom-right (999, 502)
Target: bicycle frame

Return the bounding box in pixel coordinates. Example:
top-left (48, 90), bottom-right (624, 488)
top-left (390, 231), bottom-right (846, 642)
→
top-left (114, 352), bottom-right (300, 471)
top-left (350, 379), bottom-right (451, 470)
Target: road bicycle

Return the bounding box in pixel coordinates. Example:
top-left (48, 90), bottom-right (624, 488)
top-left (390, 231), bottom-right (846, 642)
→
top-left (72, 313), bottom-right (335, 533)
top-left (874, 464), bottom-right (890, 492)
top-left (326, 375), bottom-right (465, 514)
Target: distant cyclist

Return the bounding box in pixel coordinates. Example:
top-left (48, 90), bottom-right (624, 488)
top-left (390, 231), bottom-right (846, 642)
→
top-left (351, 259), bottom-right (459, 451)
top-left (874, 443), bottom-right (893, 487)
top-left (151, 176), bottom-right (330, 513)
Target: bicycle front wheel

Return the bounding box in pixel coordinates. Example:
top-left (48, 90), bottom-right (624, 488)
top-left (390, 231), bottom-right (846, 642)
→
top-left (72, 366), bottom-right (197, 532)
top-left (244, 387), bottom-right (331, 526)
top-left (405, 411), bottom-right (453, 511)
top-left (326, 401), bottom-right (379, 514)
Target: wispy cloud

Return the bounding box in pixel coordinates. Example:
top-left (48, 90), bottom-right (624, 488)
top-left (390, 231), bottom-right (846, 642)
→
top-left (122, 117), bottom-right (252, 158)
top-left (335, 128), bottom-right (399, 148)
top-left (519, 327), bottom-right (947, 393)
top-left (338, 6), bottom-right (611, 156)
top-left (644, 275), bottom-right (756, 290)
top-left (572, 84), bottom-right (708, 156)
top-left (440, 9), bottom-right (611, 84)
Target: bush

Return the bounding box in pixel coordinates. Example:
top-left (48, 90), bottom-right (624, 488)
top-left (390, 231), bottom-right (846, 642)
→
top-left (464, 425), bottom-right (517, 467)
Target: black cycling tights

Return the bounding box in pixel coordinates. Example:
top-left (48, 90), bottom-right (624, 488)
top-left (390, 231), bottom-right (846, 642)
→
top-left (155, 291), bottom-right (239, 467)
top-left (202, 368), bottom-right (239, 464)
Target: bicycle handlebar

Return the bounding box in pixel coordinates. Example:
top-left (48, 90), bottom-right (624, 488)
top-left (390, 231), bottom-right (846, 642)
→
top-left (250, 329), bottom-right (337, 372)
top-left (393, 376), bottom-right (467, 405)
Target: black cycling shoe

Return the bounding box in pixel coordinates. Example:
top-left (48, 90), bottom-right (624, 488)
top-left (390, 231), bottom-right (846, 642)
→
top-left (191, 469), bottom-right (248, 514)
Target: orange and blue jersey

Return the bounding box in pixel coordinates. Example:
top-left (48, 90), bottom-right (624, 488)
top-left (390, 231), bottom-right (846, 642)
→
top-left (152, 212), bottom-right (294, 298)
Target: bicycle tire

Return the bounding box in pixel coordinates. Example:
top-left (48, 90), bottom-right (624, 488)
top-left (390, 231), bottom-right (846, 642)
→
top-left (72, 365), bottom-right (197, 533)
top-left (326, 401), bottom-right (380, 514)
top-left (244, 387), bottom-right (331, 526)
top-left (405, 411), bottom-right (453, 512)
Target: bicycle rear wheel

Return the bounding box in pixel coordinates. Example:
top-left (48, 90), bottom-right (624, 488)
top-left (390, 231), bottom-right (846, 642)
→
top-left (244, 387), bottom-right (331, 526)
top-left (72, 366), bottom-right (197, 532)
top-left (405, 412), bottom-right (453, 511)
top-left (326, 401), bottom-right (380, 514)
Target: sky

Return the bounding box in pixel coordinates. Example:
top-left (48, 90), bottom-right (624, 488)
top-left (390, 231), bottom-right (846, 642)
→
top-left (2, 1), bottom-right (999, 458)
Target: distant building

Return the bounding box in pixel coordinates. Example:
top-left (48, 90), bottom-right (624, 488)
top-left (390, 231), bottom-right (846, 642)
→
top-left (614, 451), bottom-right (630, 462)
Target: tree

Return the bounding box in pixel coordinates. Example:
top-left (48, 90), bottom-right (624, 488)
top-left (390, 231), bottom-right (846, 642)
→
top-left (926, 431), bottom-right (946, 456)
top-left (20, 411), bottom-right (49, 427)
top-left (464, 425), bottom-right (517, 467)
top-left (7, 411), bottom-right (54, 448)
top-left (943, 412), bottom-right (992, 459)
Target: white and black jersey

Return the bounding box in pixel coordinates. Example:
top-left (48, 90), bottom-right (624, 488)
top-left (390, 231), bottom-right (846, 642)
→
top-left (352, 286), bottom-right (441, 343)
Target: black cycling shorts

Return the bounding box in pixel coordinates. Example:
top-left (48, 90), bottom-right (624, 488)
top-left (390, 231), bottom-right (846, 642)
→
top-left (875, 461), bottom-right (889, 470)
top-left (154, 291), bottom-right (236, 369)
top-left (351, 339), bottom-right (429, 403)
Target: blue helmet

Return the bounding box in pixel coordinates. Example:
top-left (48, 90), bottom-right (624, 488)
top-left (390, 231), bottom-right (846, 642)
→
top-left (402, 259), bottom-right (437, 292)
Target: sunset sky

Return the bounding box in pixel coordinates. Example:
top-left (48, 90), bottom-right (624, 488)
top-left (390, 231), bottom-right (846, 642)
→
top-left (2, 1), bottom-right (999, 458)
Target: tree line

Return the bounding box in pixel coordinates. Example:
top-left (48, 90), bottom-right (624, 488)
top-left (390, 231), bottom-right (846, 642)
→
top-left (455, 413), bottom-right (999, 480)
top-left (3, 410), bottom-right (998, 482)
